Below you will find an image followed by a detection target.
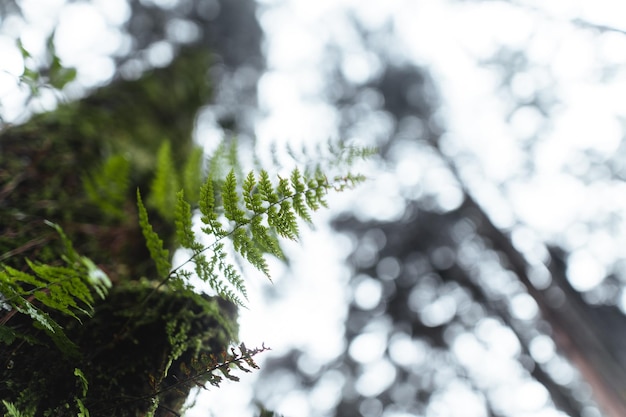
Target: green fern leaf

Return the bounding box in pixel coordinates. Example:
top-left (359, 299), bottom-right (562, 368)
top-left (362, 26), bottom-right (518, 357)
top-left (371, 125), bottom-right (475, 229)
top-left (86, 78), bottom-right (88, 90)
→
top-left (23, 300), bottom-right (79, 358)
top-left (133, 139), bottom-right (372, 309)
top-left (182, 146), bottom-right (204, 204)
top-left (0, 222), bottom-right (109, 357)
top-left (205, 245), bottom-right (247, 306)
top-left (26, 261), bottom-right (92, 319)
top-left (2, 400), bottom-right (31, 417)
top-left (174, 190), bottom-right (202, 251)
top-left (137, 189), bottom-right (172, 278)
top-left (199, 177), bottom-right (226, 237)
top-left (79, 256), bottom-right (111, 300)
top-left (258, 170), bottom-right (278, 204)
top-left (82, 153), bottom-right (130, 218)
top-left (233, 228), bottom-right (270, 277)
top-left (290, 168), bottom-right (312, 223)
top-left (1, 264), bottom-right (46, 290)
top-left (274, 200), bottom-right (299, 240)
top-left (221, 263), bottom-right (248, 303)
top-left (76, 398), bottom-right (90, 417)
top-left (250, 217), bottom-right (282, 259)
top-left (243, 171), bottom-right (263, 213)
top-left (276, 176), bottom-right (291, 198)
top-left (181, 243), bottom-right (246, 307)
top-left (44, 220), bottom-right (80, 264)
top-left (150, 141), bottom-right (179, 220)
top-left (312, 170), bottom-right (330, 208)
top-left (222, 169), bottom-right (247, 223)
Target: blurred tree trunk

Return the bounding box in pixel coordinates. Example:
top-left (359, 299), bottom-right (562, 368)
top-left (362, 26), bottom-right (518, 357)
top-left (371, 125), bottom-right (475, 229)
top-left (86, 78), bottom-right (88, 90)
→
top-left (0, 48), bottom-right (237, 417)
top-left (327, 193), bottom-right (626, 417)
top-left (466, 194), bottom-right (626, 417)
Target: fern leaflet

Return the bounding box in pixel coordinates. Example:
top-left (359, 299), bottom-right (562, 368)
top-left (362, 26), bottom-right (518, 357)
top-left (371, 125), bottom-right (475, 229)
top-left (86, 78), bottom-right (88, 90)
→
top-left (137, 189), bottom-right (171, 278)
top-left (83, 153), bottom-right (130, 219)
top-left (0, 222), bottom-right (110, 357)
top-left (150, 141), bottom-right (180, 220)
top-left (137, 140), bottom-right (370, 307)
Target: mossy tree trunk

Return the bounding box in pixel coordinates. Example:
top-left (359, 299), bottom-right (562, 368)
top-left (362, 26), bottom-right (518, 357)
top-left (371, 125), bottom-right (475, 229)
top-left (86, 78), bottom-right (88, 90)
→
top-left (0, 48), bottom-right (238, 417)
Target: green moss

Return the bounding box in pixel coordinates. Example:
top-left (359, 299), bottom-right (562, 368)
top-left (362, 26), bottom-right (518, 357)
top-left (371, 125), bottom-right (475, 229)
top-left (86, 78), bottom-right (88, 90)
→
top-left (0, 48), bottom-right (235, 417)
top-left (0, 48), bottom-right (212, 280)
top-left (0, 282), bottom-right (238, 417)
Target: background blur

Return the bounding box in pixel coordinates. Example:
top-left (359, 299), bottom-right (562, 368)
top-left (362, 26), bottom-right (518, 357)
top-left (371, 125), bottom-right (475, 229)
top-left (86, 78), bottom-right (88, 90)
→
top-left (2, 1), bottom-right (626, 417)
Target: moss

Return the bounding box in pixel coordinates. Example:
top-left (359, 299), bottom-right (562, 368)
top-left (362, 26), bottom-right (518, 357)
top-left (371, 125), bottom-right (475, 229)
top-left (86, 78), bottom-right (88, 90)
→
top-left (0, 282), bottom-right (238, 417)
top-left (0, 48), bottom-right (237, 416)
top-left (0, 48), bottom-right (212, 280)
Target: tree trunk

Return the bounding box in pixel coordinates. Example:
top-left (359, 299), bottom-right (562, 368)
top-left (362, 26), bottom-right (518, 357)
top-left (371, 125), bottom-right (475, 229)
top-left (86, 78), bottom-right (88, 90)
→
top-left (0, 48), bottom-right (238, 417)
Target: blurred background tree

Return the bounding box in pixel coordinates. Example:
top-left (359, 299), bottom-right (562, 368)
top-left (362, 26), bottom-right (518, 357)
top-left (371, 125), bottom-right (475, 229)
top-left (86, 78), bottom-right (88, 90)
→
top-left (247, 3), bottom-right (626, 417)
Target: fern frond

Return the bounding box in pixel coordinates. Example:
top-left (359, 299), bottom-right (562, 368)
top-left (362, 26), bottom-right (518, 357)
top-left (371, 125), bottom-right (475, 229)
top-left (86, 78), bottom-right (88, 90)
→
top-left (2, 400), bottom-right (32, 417)
top-left (333, 172), bottom-right (367, 191)
top-left (174, 190), bottom-right (202, 251)
top-left (203, 244), bottom-right (246, 306)
top-left (150, 141), bottom-right (179, 220)
top-left (220, 263), bottom-right (248, 305)
top-left (290, 168), bottom-right (312, 223)
top-left (276, 201), bottom-right (299, 240)
top-left (243, 171), bottom-right (263, 214)
top-left (0, 290), bottom-right (76, 352)
top-left (222, 170), bottom-right (246, 223)
top-left (0, 222), bottom-right (109, 357)
top-left (137, 189), bottom-right (172, 278)
top-left (312, 169), bottom-right (330, 208)
top-left (74, 368), bottom-right (89, 397)
top-left (249, 217), bottom-right (282, 259)
top-left (146, 343), bottom-right (269, 410)
top-left (258, 170), bottom-right (278, 204)
top-left (137, 139), bottom-right (371, 308)
top-left (326, 140), bottom-right (378, 166)
top-left (177, 242), bottom-right (247, 307)
top-left (182, 146), bottom-right (204, 204)
top-left (207, 139), bottom-right (241, 182)
top-left (276, 176), bottom-right (290, 198)
top-left (83, 153), bottom-right (130, 218)
top-left (233, 228), bottom-right (270, 277)
top-left (19, 299), bottom-right (79, 357)
top-left (198, 177), bottom-right (226, 237)
top-left (26, 260), bottom-right (93, 319)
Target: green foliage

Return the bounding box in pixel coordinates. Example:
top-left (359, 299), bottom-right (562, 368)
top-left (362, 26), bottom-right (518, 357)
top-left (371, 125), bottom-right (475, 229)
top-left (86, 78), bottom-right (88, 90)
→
top-left (83, 154), bottom-right (131, 219)
top-left (0, 222), bottom-right (111, 357)
top-left (149, 142), bottom-right (204, 220)
top-left (74, 368), bottom-right (90, 417)
top-left (16, 32), bottom-right (77, 97)
top-left (149, 141), bottom-right (180, 220)
top-left (182, 147), bottom-right (204, 204)
top-left (174, 186), bottom-right (248, 306)
top-left (2, 47), bottom-right (262, 417)
top-left (2, 400), bottom-right (33, 417)
top-left (1, 73), bottom-right (369, 412)
top-left (136, 140), bottom-right (370, 308)
top-left (136, 190), bottom-right (172, 278)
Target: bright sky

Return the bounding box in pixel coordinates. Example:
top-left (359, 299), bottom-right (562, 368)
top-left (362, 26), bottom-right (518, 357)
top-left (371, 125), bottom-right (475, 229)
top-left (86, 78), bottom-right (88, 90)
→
top-left (2, 1), bottom-right (626, 416)
top-left (222, 2), bottom-right (626, 416)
